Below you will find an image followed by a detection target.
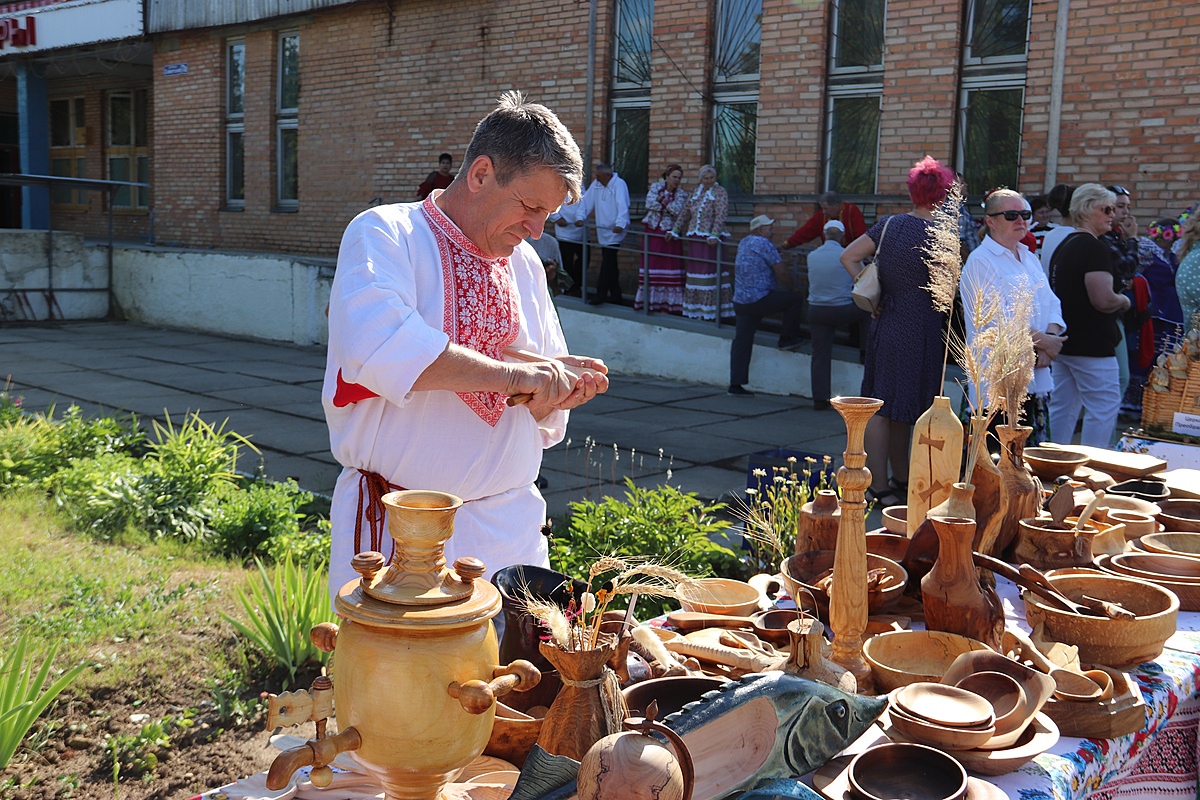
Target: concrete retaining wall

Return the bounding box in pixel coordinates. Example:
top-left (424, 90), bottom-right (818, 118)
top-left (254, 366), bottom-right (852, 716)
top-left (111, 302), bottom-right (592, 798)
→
top-left (0, 231), bottom-right (109, 320)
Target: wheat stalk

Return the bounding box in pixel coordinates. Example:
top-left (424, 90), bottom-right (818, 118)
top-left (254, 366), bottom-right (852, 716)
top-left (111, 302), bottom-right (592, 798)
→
top-left (920, 183), bottom-right (966, 386)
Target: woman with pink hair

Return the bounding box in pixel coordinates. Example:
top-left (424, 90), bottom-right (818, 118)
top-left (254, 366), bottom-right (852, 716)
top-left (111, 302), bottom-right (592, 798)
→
top-left (839, 155), bottom-right (956, 507)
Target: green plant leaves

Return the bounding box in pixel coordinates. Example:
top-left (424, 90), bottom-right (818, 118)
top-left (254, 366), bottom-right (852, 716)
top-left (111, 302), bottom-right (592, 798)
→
top-left (0, 632), bottom-right (87, 769)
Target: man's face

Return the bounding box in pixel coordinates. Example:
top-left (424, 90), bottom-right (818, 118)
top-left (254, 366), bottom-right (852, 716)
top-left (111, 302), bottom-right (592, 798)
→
top-left (476, 165), bottom-right (568, 258)
top-left (1033, 205), bottom-right (1053, 225)
top-left (437, 158), bottom-right (452, 176)
top-left (596, 167), bottom-right (613, 186)
top-left (1113, 193), bottom-right (1131, 226)
top-left (821, 200), bottom-right (843, 219)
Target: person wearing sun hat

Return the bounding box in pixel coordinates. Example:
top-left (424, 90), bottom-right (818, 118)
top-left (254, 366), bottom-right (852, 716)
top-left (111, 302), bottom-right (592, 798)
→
top-left (728, 214), bottom-right (804, 396)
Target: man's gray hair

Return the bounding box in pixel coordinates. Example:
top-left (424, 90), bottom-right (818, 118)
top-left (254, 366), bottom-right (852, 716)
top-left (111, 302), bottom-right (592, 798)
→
top-left (819, 191), bottom-right (842, 206)
top-left (1069, 183), bottom-right (1116, 221)
top-left (462, 90), bottom-right (584, 203)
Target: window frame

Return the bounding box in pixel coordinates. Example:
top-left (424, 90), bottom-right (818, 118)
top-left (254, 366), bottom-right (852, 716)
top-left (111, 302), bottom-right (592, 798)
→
top-left (829, 0), bottom-right (887, 76)
top-left (963, 0), bottom-right (1032, 67)
top-left (956, 76), bottom-right (1026, 194)
top-left (613, 0), bottom-right (653, 90)
top-left (823, 88), bottom-right (882, 196)
top-left (713, 0), bottom-right (762, 86)
top-left (49, 96), bottom-right (87, 207)
top-left (276, 31), bottom-right (300, 208)
top-left (106, 88), bottom-right (150, 211)
top-left (225, 38), bottom-right (246, 209)
top-left (610, 99), bottom-right (650, 198)
top-left (710, 92), bottom-right (759, 198)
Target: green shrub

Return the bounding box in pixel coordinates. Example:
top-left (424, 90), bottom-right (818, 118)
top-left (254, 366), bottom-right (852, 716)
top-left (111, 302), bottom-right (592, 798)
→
top-left (209, 479), bottom-right (313, 561)
top-left (222, 555), bottom-right (334, 688)
top-left (102, 714), bottom-right (194, 779)
top-left (266, 517), bottom-right (332, 569)
top-left (0, 406), bottom-right (143, 494)
top-left (552, 478), bottom-right (744, 617)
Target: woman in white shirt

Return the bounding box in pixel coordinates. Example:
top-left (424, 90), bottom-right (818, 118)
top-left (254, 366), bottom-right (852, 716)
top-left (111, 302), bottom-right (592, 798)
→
top-left (962, 189), bottom-right (1067, 444)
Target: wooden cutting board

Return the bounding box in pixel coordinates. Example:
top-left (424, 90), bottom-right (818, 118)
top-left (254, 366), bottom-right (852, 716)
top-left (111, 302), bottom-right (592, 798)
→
top-left (1040, 443), bottom-right (1167, 477)
top-left (1158, 469), bottom-right (1200, 499)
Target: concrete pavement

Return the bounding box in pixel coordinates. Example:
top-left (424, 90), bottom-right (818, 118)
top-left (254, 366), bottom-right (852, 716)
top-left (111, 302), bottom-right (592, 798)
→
top-left (0, 321), bottom-right (856, 521)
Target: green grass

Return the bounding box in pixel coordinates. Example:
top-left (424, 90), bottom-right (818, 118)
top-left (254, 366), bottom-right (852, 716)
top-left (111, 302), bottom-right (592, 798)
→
top-left (0, 489), bottom-right (258, 693)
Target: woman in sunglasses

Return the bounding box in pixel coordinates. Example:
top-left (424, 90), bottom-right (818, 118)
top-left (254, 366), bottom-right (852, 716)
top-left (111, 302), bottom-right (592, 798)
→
top-left (960, 189), bottom-right (1065, 445)
top-left (1047, 184), bottom-right (1131, 447)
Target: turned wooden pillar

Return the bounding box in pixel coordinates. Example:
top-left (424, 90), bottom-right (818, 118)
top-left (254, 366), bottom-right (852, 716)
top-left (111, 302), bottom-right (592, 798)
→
top-left (829, 396), bottom-right (883, 694)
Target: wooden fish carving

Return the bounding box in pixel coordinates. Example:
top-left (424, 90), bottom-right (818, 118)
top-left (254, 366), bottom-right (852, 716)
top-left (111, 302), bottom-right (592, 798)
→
top-left (508, 670), bottom-right (887, 800)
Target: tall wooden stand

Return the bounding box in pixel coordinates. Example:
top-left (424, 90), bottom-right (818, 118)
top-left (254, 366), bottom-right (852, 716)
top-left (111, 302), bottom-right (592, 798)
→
top-left (829, 396), bottom-right (883, 694)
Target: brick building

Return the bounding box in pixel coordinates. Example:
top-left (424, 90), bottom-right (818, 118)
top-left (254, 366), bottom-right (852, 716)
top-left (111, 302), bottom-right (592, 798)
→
top-left (1, 0), bottom-right (1197, 258)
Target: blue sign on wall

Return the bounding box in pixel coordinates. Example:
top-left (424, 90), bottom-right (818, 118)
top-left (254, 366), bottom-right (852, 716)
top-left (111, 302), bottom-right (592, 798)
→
top-left (163, 63), bottom-right (188, 76)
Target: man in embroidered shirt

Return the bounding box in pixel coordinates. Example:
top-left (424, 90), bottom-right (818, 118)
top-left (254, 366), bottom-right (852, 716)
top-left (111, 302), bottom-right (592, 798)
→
top-left (576, 162), bottom-right (630, 305)
top-left (323, 91), bottom-right (608, 598)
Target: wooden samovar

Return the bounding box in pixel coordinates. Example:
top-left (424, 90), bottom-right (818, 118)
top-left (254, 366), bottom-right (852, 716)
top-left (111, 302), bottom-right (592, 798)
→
top-left (266, 490), bottom-right (540, 800)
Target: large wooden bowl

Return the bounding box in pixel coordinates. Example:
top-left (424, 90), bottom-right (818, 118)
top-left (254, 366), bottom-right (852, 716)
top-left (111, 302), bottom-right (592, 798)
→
top-left (882, 505), bottom-right (908, 535)
top-left (1097, 494), bottom-right (1162, 518)
top-left (1158, 500), bottom-right (1200, 533)
top-left (865, 532), bottom-right (910, 564)
top-left (848, 743), bottom-right (968, 800)
top-left (1141, 532), bottom-right (1200, 558)
top-left (1023, 447), bottom-right (1088, 480)
top-left (940, 650), bottom-right (1056, 748)
top-left (677, 578), bottom-right (761, 616)
top-left (779, 551), bottom-right (907, 618)
top-left (1105, 509), bottom-right (1158, 539)
top-left (1024, 573), bottom-right (1179, 668)
top-left (862, 630), bottom-right (991, 693)
top-left (1104, 551), bottom-right (1200, 583)
top-left (1095, 554), bottom-right (1200, 612)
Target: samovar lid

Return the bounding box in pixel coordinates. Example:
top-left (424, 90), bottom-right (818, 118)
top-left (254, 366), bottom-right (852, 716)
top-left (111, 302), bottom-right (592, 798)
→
top-left (333, 489), bottom-right (502, 628)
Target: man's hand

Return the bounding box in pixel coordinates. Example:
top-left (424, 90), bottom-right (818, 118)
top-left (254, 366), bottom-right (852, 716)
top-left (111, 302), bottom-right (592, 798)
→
top-left (504, 360), bottom-right (577, 411)
top-left (613, 226), bottom-right (625, 234)
top-left (574, 220), bottom-right (585, 227)
top-left (553, 356), bottom-right (609, 410)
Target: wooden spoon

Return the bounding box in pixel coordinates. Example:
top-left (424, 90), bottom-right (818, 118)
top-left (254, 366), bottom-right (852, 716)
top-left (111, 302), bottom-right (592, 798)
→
top-left (1075, 490), bottom-right (1105, 532)
top-left (971, 552), bottom-right (1099, 616)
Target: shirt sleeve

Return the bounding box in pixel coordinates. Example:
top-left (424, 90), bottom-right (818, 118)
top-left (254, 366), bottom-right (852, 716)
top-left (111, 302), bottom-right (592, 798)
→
top-left (616, 180), bottom-right (631, 230)
top-left (786, 211), bottom-right (824, 249)
top-left (845, 205), bottom-right (867, 242)
top-left (327, 209), bottom-right (451, 408)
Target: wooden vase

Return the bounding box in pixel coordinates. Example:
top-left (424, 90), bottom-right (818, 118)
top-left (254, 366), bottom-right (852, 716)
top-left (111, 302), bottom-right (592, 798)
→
top-left (783, 617), bottom-right (857, 693)
top-left (797, 489), bottom-right (840, 553)
top-left (829, 396), bottom-right (884, 694)
top-left (906, 396), bottom-right (964, 535)
top-left (996, 425), bottom-right (1041, 559)
top-left (536, 635), bottom-right (627, 761)
top-left (968, 417), bottom-right (1007, 558)
top-left (921, 515), bottom-right (1004, 650)
top-left (902, 482), bottom-right (975, 593)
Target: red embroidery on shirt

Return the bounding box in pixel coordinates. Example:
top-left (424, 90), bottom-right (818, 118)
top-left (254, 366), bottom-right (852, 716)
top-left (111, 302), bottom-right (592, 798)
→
top-left (333, 369), bottom-right (380, 407)
top-left (421, 194), bottom-right (519, 426)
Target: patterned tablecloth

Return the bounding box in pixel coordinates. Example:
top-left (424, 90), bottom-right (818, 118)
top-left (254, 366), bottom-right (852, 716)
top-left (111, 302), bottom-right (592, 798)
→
top-left (199, 578), bottom-right (1200, 800)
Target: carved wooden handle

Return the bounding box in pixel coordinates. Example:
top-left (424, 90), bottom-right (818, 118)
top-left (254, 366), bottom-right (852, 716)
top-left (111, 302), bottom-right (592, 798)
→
top-left (662, 637), bottom-right (778, 672)
top-left (265, 727), bottom-right (362, 791)
top-left (447, 660), bottom-right (541, 714)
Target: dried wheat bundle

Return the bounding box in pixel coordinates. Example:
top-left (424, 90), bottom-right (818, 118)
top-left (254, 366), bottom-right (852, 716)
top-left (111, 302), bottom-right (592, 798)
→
top-left (922, 183), bottom-right (966, 315)
top-left (986, 282), bottom-right (1036, 428)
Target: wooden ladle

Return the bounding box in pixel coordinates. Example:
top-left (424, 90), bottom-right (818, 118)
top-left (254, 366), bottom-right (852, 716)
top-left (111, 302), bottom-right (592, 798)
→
top-left (664, 609), bottom-right (799, 645)
top-left (971, 552), bottom-right (1111, 617)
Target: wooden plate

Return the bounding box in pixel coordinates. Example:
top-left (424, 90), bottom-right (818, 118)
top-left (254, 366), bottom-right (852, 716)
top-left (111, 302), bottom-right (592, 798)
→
top-left (942, 712), bottom-right (1060, 777)
top-left (1095, 554), bottom-right (1200, 612)
top-left (1141, 532), bottom-right (1200, 558)
top-left (886, 703), bottom-right (996, 750)
top-left (1106, 551), bottom-right (1200, 583)
top-left (894, 682), bottom-right (995, 728)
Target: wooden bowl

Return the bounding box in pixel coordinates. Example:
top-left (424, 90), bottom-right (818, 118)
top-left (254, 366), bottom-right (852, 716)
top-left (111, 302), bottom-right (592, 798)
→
top-left (882, 505), bottom-right (908, 535)
top-left (954, 672), bottom-right (1025, 734)
top-left (1158, 500), bottom-right (1200, 533)
top-left (894, 682), bottom-right (994, 728)
top-left (1050, 669), bottom-right (1104, 701)
top-left (1095, 554), bottom-right (1200, 612)
top-left (862, 630), bottom-right (991, 693)
top-left (1105, 551), bottom-right (1200, 583)
top-left (887, 702), bottom-right (996, 751)
top-left (849, 743), bottom-right (968, 800)
top-left (866, 532), bottom-right (910, 563)
top-left (621, 675), bottom-right (727, 719)
top-left (1014, 516), bottom-right (1100, 570)
top-left (1023, 572), bottom-right (1179, 668)
top-left (1098, 495), bottom-right (1162, 518)
top-left (1105, 509), bottom-right (1157, 539)
top-left (942, 712), bottom-right (1060, 776)
top-left (779, 551), bottom-right (907, 618)
top-left (1107, 477), bottom-right (1171, 501)
top-left (941, 650), bottom-right (1056, 749)
top-left (1024, 447), bottom-right (1089, 480)
top-left (677, 578), bottom-right (761, 616)
top-left (1141, 532), bottom-right (1200, 558)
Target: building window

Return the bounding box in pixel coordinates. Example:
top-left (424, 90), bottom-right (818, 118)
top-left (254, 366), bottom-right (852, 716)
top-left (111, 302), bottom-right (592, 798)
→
top-left (611, 103), bottom-right (649, 196)
top-left (610, 0), bottom-right (651, 193)
top-left (960, 86), bottom-right (1023, 192)
top-left (958, 0), bottom-right (1029, 191)
top-left (832, 0), bottom-right (885, 71)
top-left (711, 0), bottom-right (760, 196)
top-left (226, 39), bottom-right (245, 207)
top-left (49, 96), bottom-right (86, 206)
top-left (107, 89), bottom-right (149, 210)
top-left (277, 32), bottom-right (299, 207)
top-left (712, 100), bottom-right (757, 196)
top-left (826, 94), bottom-right (881, 194)
top-left (824, 0), bottom-right (885, 193)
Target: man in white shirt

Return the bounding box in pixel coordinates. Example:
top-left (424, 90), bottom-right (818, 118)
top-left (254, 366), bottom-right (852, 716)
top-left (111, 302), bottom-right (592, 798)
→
top-left (576, 162), bottom-right (630, 305)
top-left (322, 91), bottom-right (609, 598)
top-left (549, 198), bottom-right (586, 296)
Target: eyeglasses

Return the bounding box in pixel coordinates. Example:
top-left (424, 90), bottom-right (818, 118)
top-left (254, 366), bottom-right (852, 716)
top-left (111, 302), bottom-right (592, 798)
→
top-left (1107, 186), bottom-right (1131, 197)
top-left (986, 209), bottom-right (1033, 221)
top-left (1101, 206), bottom-right (1116, 215)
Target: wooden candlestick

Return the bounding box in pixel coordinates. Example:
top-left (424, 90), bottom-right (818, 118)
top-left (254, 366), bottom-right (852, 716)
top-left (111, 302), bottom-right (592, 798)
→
top-left (829, 396), bottom-right (883, 694)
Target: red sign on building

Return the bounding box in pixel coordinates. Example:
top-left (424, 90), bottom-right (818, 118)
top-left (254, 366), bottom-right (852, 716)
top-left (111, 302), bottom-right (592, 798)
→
top-left (0, 15), bottom-right (34, 48)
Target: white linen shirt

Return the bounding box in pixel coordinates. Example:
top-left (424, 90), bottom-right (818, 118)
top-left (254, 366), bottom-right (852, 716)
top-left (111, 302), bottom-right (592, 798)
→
top-left (579, 174), bottom-right (631, 247)
top-left (961, 235), bottom-right (1066, 401)
top-left (549, 198), bottom-right (586, 244)
top-left (322, 194), bottom-right (568, 597)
